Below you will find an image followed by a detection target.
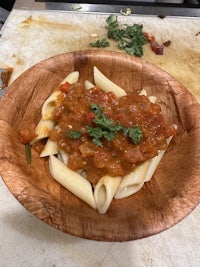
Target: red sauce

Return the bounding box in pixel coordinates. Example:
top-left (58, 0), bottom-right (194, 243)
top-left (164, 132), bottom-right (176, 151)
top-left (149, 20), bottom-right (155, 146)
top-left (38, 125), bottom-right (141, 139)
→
top-left (49, 83), bottom-right (176, 185)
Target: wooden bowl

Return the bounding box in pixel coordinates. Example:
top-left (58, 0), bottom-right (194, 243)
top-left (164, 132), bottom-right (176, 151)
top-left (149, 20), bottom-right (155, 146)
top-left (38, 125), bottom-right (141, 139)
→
top-left (0, 50), bottom-right (200, 241)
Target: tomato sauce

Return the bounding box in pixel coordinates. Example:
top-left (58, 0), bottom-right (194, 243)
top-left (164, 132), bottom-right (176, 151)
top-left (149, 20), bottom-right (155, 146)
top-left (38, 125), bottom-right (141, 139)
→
top-left (49, 83), bottom-right (176, 185)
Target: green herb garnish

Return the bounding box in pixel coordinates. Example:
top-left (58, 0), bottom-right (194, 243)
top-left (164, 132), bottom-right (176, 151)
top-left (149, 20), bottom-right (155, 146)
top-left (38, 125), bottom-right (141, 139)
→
top-left (90, 103), bottom-right (102, 115)
top-left (86, 126), bottom-right (104, 146)
top-left (86, 104), bottom-right (121, 146)
top-left (89, 38), bottom-right (110, 48)
top-left (106, 14), bottom-right (148, 57)
top-left (123, 126), bottom-right (143, 144)
top-left (67, 130), bottom-right (82, 139)
top-left (86, 104), bottom-right (143, 146)
top-left (93, 113), bottom-right (120, 132)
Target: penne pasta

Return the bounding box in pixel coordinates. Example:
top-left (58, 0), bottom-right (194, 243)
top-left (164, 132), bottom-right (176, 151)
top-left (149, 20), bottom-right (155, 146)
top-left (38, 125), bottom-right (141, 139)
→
top-left (94, 176), bottom-right (122, 214)
top-left (49, 155), bottom-right (96, 209)
top-left (114, 135), bottom-right (174, 199)
top-left (148, 96), bottom-right (157, 104)
top-left (28, 67), bottom-right (176, 214)
top-left (114, 160), bottom-right (150, 199)
top-left (139, 89), bottom-right (157, 103)
top-left (42, 90), bottom-right (62, 120)
top-left (40, 139), bottom-right (58, 157)
top-left (144, 136), bottom-right (173, 182)
top-left (59, 71), bottom-right (79, 85)
top-left (93, 66), bottom-right (126, 98)
top-left (42, 71), bottom-right (80, 120)
top-left (84, 80), bottom-right (95, 90)
top-left (57, 149), bottom-right (68, 164)
top-left (139, 89), bottom-right (147, 96)
top-left (32, 118), bottom-right (54, 143)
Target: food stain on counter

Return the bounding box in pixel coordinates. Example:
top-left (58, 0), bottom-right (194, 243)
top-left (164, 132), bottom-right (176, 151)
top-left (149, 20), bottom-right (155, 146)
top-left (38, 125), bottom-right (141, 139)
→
top-left (20, 15), bottom-right (78, 31)
top-left (1, 11), bottom-right (199, 102)
top-left (13, 14), bottom-right (112, 77)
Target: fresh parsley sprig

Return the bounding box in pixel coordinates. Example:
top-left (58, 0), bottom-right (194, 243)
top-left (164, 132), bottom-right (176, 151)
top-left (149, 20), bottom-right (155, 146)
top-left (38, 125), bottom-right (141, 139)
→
top-left (89, 38), bottom-right (110, 48)
top-left (66, 104), bottom-right (143, 146)
top-left (123, 126), bottom-right (143, 144)
top-left (86, 104), bottom-right (120, 146)
top-left (67, 130), bottom-right (82, 139)
top-left (86, 104), bottom-right (143, 146)
top-left (106, 14), bottom-right (148, 57)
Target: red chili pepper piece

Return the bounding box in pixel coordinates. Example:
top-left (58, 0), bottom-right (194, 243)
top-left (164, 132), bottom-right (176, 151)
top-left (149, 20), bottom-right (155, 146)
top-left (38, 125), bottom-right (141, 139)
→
top-left (59, 82), bottom-right (71, 93)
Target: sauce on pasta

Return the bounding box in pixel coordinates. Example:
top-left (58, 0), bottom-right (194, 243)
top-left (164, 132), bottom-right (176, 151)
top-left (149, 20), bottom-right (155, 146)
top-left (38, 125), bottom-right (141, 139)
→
top-left (47, 82), bottom-right (176, 185)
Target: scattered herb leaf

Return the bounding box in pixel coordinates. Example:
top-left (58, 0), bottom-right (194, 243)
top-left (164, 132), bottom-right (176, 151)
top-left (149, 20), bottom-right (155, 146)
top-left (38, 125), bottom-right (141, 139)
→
top-left (67, 130), bottom-right (82, 139)
top-left (90, 103), bottom-right (102, 115)
top-left (87, 104), bottom-right (143, 146)
top-left (89, 38), bottom-right (110, 48)
top-left (106, 14), bottom-right (148, 57)
top-left (128, 126), bottom-right (143, 144)
top-left (86, 126), bottom-right (104, 146)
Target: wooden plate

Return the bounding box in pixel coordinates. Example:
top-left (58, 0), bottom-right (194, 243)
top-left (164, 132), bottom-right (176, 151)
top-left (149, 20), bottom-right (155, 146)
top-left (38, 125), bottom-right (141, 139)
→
top-left (0, 50), bottom-right (200, 241)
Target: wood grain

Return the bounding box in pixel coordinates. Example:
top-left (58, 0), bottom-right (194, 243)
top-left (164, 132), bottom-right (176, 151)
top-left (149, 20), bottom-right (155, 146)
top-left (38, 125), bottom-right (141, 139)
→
top-left (0, 50), bottom-right (200, 241)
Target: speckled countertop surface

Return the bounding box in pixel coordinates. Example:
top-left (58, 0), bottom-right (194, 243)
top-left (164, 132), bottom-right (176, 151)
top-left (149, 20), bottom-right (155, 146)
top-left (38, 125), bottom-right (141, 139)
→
top-left (0, 9), bottom-right (200, 267)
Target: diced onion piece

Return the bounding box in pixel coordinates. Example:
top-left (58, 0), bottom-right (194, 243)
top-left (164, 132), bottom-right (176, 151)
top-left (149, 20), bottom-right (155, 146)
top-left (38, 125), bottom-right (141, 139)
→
top-left (156, 46), bottom-right (164, 55)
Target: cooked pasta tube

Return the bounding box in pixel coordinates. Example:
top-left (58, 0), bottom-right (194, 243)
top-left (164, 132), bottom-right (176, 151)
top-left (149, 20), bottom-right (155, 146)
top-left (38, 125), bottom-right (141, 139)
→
top-left (31, 68), bottom-right (176, 214)
top-left (42, 91), bottom-right (62, 120)
top-left (40, 139), bottom-right (58, 157)
top-left (139, 89), bottom-right (147, 96)
top-left (114, 135), bottom-right (175, 199)
top-left (49, 155), bottom-right (96, 209)
top-left (144, 136), bottom-right (173, 182)
top-left (59, 71), bottom-right (79, 85)
top-left (114, 160), bottom-right (150, 199)
top-left (139, 89), bottom-right (157, 103)
top-left (84, 80), bottom-right (95, 90)
top-left (42, 71), bottom-right (80, 120)
top-left (32, 119), bottom-right (54, 143)
top-left (57, 149), bottom-right (68, 164)
top-left (33, 71), bottom-right (80, 142)
top-left (93, 66), bottom-right (126, 98)
top-left (94, 176), bottom-right (122, 214)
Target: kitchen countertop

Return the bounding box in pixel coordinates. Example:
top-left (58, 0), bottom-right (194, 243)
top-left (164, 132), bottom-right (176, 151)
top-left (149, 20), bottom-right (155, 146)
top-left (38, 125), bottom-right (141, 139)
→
top-left (0, 9), bottom-right (200, 267)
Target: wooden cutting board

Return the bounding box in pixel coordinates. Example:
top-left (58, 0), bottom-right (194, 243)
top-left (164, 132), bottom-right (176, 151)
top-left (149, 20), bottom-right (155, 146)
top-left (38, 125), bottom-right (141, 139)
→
top-left (2, 11), bottom-right (200, 102)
